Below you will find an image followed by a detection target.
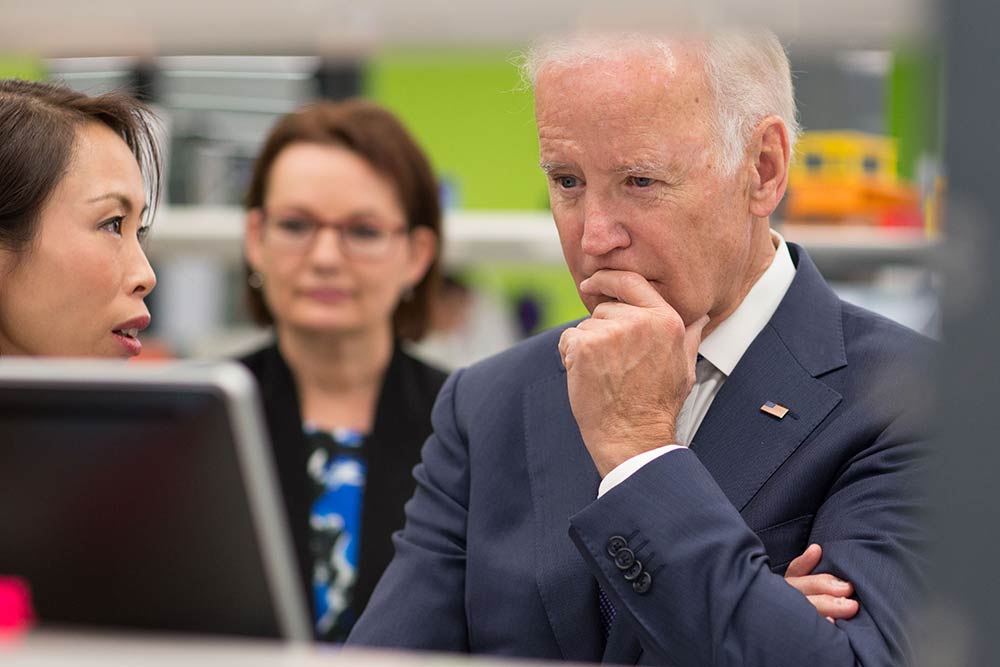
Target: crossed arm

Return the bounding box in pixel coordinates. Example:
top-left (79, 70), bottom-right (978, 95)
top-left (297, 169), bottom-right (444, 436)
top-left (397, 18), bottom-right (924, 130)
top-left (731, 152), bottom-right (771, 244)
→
top-left (569, 432), bottom-right (924, 666)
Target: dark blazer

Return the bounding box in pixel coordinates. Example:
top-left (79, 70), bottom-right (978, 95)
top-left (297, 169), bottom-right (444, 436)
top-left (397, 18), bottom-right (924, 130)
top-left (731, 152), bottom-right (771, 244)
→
top-left (239, 341), bottom-right (447, 640)
top-left (348, 244), bottom-right (933, 665)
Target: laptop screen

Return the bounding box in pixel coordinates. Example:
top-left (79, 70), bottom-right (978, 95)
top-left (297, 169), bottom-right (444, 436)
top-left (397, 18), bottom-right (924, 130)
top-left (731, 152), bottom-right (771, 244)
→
top-left (0, 361), bottom-right (309, 641)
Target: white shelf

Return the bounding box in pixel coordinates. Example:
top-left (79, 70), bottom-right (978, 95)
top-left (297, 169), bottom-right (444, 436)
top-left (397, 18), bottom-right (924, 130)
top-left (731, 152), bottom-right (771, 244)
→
top-left (147, 206), bottom-right (938, 274)
top-left (147, 207), bottom-right (568, 266)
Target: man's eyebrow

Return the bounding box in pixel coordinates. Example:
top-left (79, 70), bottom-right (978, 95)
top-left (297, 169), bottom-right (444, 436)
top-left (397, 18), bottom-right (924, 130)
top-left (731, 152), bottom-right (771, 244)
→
top-left (540, 160), bottom-right (682, 176)
top-left (539, 161), bottom-right (570, 174)
top-left (612, 160), bottom-right (668, 175)
top-left (87, 193), bottom-right (149, 217)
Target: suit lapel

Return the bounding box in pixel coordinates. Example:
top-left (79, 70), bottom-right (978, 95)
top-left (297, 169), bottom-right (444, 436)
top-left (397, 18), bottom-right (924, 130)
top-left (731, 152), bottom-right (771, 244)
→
top-left (356, 347), bottom-right (441, 619)
top-left (524, 368), bottom-right (605, 663)
top-left (690, 325), bottom-right (842, 511)
top-left (691, 244), bottom-right (847, 512)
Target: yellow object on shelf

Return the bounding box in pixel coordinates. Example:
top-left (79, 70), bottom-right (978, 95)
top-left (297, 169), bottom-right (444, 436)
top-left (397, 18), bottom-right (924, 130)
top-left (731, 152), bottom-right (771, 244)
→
top-left (786, 131), bottom-right (922, 227)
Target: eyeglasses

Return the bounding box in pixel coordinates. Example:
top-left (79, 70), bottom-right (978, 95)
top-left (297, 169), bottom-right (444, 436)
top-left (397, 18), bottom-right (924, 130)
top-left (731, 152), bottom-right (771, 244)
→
top-left (259, 209), bottom-right (409, 259)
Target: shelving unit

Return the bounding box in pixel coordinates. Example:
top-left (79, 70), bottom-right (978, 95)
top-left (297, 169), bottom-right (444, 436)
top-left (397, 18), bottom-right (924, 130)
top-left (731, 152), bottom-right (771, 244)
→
top-left (148, 206), bottom-right (938, 276)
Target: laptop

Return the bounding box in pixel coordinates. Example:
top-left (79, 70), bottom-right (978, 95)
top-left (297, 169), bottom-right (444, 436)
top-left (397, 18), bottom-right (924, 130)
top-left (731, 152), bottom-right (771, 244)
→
top-left (0, 359), bottom-right (311, 641)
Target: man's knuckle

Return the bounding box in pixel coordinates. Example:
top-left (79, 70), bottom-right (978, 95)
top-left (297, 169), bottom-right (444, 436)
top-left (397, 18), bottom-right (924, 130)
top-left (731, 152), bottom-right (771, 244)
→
top-left (621, 273), bottom-right (645, 292)
top-left (656, 311), bottom-right (684, 337)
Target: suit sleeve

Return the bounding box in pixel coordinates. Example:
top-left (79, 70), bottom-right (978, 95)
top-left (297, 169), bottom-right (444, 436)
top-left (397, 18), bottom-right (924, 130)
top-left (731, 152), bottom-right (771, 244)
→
top-left (568, 417), bottom-right (927, 667)
top-left (346, 369), bottom-right (471, 651)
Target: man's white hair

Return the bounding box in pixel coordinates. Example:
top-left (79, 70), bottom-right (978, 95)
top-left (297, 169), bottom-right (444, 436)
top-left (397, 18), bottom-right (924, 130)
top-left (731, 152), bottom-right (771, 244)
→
top-left (522, 29), bottom-right (799, 175)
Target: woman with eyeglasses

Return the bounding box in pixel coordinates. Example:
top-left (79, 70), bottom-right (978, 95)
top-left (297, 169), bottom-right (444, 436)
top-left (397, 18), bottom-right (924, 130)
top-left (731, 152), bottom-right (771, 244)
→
top-left (239, 99), bottom-right (446, 642)
top-left (0, 79), bottom-right (159, 357)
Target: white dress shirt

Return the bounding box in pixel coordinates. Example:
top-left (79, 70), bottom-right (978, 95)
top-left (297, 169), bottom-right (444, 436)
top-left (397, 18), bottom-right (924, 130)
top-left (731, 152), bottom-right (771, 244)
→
top-left (598, 231), bottom-right (797, 497)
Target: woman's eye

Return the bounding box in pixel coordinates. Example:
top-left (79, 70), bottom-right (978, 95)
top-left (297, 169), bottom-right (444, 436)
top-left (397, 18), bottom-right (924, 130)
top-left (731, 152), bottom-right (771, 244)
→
top-left (345, 225), bottom-right (383, 241)
top-left (629, 176), bottom-right (655, 188)
top-left (556, 176), bottom-right (579, 189)
top-left (102, 216), bottom-right (125, 235)
top-left (276, 219), bottom-right (312, 235)
top-left (137, 225), bottom-right (151, 242)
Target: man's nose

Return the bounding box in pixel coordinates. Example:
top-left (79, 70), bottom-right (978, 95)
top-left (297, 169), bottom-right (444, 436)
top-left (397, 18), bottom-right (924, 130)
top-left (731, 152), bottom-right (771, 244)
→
top-left (580, 193), bottom-right (630, 256)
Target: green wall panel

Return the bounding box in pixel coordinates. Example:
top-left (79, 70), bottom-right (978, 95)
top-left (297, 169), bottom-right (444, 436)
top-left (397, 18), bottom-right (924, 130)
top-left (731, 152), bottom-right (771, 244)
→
top-left (365, 51), bottom-right (548, 211)
top-left (0, 55), bottom-right (45, 82)
top-left (887, 46), bottom-right (941, 180)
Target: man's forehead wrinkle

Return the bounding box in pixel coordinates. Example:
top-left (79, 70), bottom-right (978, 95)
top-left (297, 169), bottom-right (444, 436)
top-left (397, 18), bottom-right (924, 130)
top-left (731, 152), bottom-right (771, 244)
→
top-left (539, 116), bottom-right (685, 169)
top-left (549, 76), bottom-right (693, 126)
top-left (535, 53), bottom-right (714, 179)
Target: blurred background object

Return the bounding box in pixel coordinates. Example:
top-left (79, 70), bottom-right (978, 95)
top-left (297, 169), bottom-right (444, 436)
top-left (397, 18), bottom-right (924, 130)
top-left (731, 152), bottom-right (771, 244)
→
top-left (785, 131), bottom-right (922, 227)
top-left (915, 0), bottom-right (1000, 665)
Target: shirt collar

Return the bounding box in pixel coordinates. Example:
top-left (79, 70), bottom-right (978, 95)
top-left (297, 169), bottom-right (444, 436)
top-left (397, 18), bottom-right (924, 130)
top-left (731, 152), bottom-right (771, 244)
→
top-left (698, 231), bottom-right (796, 377)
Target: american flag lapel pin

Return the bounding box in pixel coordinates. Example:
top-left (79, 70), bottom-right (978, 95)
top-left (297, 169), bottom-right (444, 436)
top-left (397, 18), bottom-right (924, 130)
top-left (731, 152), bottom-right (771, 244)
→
top-left (760, 401), bottom-right (790, 419)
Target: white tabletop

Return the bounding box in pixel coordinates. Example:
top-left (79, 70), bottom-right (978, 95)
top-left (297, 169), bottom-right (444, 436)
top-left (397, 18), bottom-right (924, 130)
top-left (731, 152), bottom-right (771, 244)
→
top-left (0, 630), bottom-right (580, 667)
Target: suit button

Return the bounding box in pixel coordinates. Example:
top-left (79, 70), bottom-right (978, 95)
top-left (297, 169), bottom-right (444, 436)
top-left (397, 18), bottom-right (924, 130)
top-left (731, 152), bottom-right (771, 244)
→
top-left (632, 571), bottom-right (652, 594)
top-left (623, 560), bottom-right (643, 581)
top-left (607, 535), bottom-right (628, 557)
top-left (614, 548), bottom-right (636, 570)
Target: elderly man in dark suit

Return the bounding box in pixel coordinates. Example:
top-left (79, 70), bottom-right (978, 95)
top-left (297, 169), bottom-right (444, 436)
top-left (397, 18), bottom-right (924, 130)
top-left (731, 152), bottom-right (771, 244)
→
top-left (348, 29), bottom-right (930, 666)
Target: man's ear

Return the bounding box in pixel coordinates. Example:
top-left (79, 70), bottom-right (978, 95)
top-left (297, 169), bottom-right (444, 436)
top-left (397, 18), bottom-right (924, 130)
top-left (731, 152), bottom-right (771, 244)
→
top-left (747, 116), bottom-right (790, 219)
top-left (244, 208), bottom-right (265, 273)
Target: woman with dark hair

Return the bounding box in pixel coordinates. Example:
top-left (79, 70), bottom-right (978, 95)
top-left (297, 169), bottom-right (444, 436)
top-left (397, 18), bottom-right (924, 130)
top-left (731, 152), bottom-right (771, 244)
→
top-left (239, 99), bottom-right (447, 641)
top-left (0, 79), bottom-right (159, 357)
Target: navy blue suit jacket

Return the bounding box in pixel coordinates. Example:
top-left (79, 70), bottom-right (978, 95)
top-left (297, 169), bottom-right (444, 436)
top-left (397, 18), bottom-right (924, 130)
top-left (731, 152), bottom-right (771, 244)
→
top-left (347, 245), bottom-right (932, 665)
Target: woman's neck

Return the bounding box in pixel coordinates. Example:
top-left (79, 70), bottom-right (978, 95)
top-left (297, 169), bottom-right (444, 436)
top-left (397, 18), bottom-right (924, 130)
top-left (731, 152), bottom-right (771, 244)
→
top-left (276, 323), bottom-right (395, 432)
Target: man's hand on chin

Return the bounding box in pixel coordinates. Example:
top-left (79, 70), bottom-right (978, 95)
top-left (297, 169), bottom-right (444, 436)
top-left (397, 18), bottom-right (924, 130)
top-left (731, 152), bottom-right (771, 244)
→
top-left (558, 269), bottom-right (709, 477)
